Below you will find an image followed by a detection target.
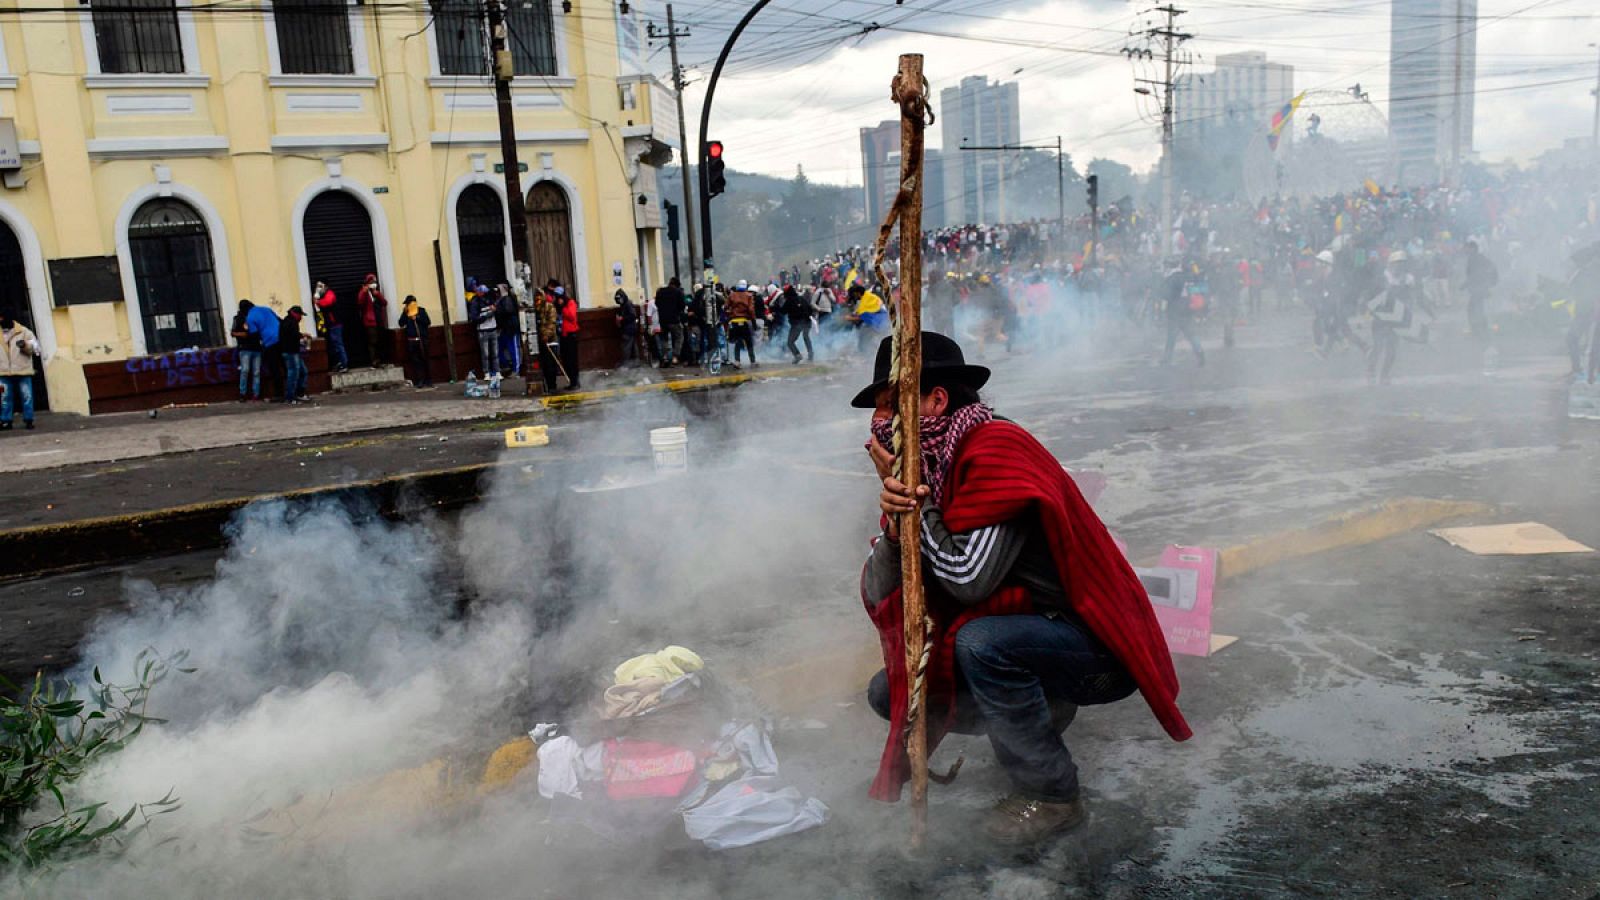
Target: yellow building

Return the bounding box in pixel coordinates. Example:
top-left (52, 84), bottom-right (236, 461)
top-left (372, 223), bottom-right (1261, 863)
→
top-left (0, 0), bottom-right (674, 413)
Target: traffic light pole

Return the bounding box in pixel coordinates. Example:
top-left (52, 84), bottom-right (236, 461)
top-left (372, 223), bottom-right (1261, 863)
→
top-left (696, 0), bottom-right (776, 279)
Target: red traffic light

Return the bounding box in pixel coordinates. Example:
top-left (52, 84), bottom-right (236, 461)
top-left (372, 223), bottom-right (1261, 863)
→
top-left (707, 140), bottom-right (724, 159)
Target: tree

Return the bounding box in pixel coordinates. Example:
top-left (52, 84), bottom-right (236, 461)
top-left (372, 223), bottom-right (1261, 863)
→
top-left (1, 652), bottom-right (185, 871)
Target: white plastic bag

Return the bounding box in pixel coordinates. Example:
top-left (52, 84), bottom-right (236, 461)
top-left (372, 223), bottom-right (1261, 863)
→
top-left (679, 776), bottom-right (829, 851)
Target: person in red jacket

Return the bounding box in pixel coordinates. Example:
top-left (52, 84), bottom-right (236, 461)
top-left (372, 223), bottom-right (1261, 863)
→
top-left (857, 332), bottom-right (1190, 845)
top-left (554, 283), bottom-right (580, 391)
top-left (356, 273), bottom-right (388, 367)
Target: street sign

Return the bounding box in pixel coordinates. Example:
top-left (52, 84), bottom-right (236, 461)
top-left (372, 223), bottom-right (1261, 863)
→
top-left (494, 162), bottom-right (530, 174)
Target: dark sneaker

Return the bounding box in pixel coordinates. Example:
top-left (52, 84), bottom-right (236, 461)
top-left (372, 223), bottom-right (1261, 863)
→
top-left (983, 794), bottom-right (1085, 846)
top-left (0, 421), bottom-right (10, 431)
top-left (24, 421), bottom-right (34, 430)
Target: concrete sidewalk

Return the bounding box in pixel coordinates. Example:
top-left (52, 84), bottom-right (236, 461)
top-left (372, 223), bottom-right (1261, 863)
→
top-left (0, 362), bottom-right (821, 474)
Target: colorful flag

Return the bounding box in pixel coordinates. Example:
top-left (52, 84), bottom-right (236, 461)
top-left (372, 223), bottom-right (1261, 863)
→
top-left (1266, 92), bottom-right (1305, 152)
top-left (1363, 178), bottom-right (1381, 197)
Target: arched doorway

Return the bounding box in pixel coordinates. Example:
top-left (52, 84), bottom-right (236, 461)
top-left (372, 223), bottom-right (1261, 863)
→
top-left (456, 184), bottom-right (507, 290)
top-left (526, 181), bottom-right (576, 293)
top-left (128, 198), bottom-right (223, 354)
top-left (0, 220), bottom-right (45, 409)
top-left (303, 190), bottom-right (379, 366)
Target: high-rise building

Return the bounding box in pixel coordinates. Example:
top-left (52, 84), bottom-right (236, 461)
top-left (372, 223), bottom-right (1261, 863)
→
top-left (859, 120), bottom-right (899, 229)
top-left (1173, 51), bottom-right (1295, 142)
top-left (881, 148), bottom-right (947, 231)
top-left (939, 76), bottom-right (1021, 225)
top-left (1389, 0), bottom-right (1477, 185)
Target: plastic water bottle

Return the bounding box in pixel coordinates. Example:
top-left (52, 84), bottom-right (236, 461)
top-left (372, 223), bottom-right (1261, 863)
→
top-left (466, 371), bottom-right (479, 397)
top-left (1481, 346), bottom-right (1499, 378)
top-left (488, 373), bottom-right (501, 399)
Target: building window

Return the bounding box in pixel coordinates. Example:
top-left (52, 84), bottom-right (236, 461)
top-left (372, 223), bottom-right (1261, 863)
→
top-left (91, 0), bottom-right (185, 75)
top-left (507, 0), bottom-right (556, 76)
top-left (273, 0), bottom-right (355, 75)
top-left (433, 0), bottom-right (556, 77)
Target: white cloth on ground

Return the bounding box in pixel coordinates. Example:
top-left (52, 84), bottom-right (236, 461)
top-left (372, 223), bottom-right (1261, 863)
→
top-left (678, 776), bottom-right (830, 850)
top-left (536, 735), bottom-right (605, 800)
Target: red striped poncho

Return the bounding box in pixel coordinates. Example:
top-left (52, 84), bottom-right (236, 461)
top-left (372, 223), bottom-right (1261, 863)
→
top-left (863, 419), bottom-right (1191, 802)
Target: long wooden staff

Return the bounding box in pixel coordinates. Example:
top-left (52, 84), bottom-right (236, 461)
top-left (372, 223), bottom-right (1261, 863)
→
top-left (874, 52), bottom-right (933, 850)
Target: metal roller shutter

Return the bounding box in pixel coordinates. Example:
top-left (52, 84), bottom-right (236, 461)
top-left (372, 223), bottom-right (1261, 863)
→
top-left (303, 191), bottom-right (378, 365)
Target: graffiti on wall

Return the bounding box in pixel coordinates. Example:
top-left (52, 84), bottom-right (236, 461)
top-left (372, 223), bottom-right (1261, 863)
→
top-left (124, 347), bottom-right (238, 389)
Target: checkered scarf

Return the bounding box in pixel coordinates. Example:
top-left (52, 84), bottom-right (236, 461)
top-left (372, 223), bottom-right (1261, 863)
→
top-left (870, 403), bottom-right (995, 509)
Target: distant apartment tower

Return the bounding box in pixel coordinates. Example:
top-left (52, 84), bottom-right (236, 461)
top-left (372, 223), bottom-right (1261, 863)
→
top-left (1389, 0), bottom-right (1477, 185)
top-left (1174, 51), bottom-right (1295, 142)
top-left (882, 148), bottom-right (947, 230)
top-left (860, 120), bottom-right (899, 229)
top-left (939, 76), bottom-right (1021, 225)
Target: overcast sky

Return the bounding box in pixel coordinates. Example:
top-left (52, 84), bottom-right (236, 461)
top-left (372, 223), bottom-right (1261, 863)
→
top-left (647, 0), bottom-right (1599, 186)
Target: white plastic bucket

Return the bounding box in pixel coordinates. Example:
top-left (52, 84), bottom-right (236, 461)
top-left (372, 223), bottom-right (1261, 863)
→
top-left (650, 425), bottom-right (688, 473)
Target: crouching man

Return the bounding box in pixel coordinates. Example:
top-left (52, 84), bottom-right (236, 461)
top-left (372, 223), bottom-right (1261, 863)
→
top-left (856, 332), bottom-right (1191, 845)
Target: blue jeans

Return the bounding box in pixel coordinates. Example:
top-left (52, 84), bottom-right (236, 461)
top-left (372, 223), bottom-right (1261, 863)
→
top-left (238, 350), bottom-right (262, 398)
top-left (868, 614), bottom-right (1135, 801)
top-left (0, 374), bottom-right (32, 424)
top-left (282, 352), bottom-right (307, 400)
top-left (497, 331), bottom-right (520, 374)
top-left (326, 325), bottom-right (348, 370)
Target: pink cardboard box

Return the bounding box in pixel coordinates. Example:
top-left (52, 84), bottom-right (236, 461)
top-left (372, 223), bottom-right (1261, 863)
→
top-left (1137, 545), bottom-right (1219, 657)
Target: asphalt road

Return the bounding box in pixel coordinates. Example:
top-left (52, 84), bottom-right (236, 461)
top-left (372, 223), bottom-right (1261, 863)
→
top-left (5, 312), bottom-right (1598, 897)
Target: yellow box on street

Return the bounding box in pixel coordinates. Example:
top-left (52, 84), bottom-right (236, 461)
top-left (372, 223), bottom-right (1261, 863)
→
top-left (505, 425), bottom-right (550, 448)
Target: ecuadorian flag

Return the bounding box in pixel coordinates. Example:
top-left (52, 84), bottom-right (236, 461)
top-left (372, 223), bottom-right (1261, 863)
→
top-left (1266, 92), bottom-right (1305, 152)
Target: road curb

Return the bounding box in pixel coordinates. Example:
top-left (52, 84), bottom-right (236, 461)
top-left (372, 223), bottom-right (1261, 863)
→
top-left (539, 364), bottom-right (824, 409)
top-left (1215, 497), bottom-right (1491, 582)
top-left (0, 461), bottom-right (507, 580)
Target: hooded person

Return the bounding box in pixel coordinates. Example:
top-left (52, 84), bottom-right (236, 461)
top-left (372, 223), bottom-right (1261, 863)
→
top-left (356, 273), bottom-right (388, 367)
top-left (554, 283), bottom-right (580, 390)
top-left (279, 305), bottom-right (310, 402)
top-left (614, 288), bottom-right (640, 364)
top-left (857, 332), bottom-right (1190, 845)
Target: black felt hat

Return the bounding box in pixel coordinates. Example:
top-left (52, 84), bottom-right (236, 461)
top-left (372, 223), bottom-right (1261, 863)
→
top-left (850, 332), bottom-right (991, 409)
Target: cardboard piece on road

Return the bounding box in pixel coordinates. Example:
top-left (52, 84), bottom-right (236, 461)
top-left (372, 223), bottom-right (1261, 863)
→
top-left (1209, 634), bottom-right (1239, 654)
top-left (1136, 545), bottom-right (1221, 657)
top-left (505, 425), bottom-right (549, 448)
top-left (1570, 382), bottom-right (1600, 421)
top-left (1430, 522), bottom-right (1593, 555)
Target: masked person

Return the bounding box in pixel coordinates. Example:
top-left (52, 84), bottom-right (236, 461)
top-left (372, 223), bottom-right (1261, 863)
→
top-left (398, 295), bottom-right (432, 388)
top-left (469, 285), bottom-right (498, 379)
top-left (533, 282), bottom-right (562, 393)
top-left (857, 332), bottom-right (1190, 845)
top-left (313, 281), bottom-right (347, 372)
top-left (356, 274), bottom-right (388, 367)
top-left (0, 308), bottom-right (40, 430)
top-left (554, 284), bottom-right (580, 391)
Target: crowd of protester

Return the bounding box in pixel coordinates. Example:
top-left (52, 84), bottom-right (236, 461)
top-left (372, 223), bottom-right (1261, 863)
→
top-left (624, 167), bottom-right (1600, 384)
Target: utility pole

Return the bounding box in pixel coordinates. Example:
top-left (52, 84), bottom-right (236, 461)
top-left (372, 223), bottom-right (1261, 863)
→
top-left (1126, 6), bottom-right (1190, 258)
top-left (649, 7), bottom-right (697, 285)
top-left (487, 0), bottom-right (532, 276)
top-left (1590, 42), bottom-right (1599, 161)
top-left (1450, 0), bottom-right (1465, 183)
